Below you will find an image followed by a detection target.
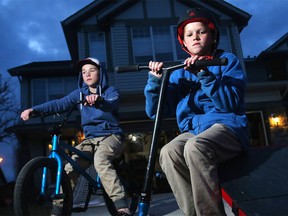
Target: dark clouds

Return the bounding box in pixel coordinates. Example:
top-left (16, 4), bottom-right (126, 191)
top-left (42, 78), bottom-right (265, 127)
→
top-left (226, 0), bottom-right (288, 57)
top-left (1, 0), bottom-right (288, 78)
top-left (0, 0), bottom-right (92, 77)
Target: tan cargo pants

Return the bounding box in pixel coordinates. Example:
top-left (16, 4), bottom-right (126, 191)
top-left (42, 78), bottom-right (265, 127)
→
top-left (160, 123), bottom-right (243, 216)
top-left (63, 134), bottom-right (128, 210)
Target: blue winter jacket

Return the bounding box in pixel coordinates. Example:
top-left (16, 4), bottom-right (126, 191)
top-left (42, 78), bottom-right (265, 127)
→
top-left (32, 65), bottom-right (122, 139)
top-left (144, 51), bottom-right (249, 149)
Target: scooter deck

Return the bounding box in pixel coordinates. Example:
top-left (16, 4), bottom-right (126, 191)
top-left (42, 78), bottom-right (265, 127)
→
top-left (219, 145), bottom-right (288, 216)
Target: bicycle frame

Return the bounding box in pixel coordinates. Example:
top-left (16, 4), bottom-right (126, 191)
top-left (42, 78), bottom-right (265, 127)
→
top-left (16, 100), bottom-right (139, 216)
top-left (41, 136), bottom-right (99, 198)
top-left (36, 101), bottom-right (102, 202)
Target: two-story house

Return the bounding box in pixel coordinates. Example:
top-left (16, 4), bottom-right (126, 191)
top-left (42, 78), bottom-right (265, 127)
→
top-left (8, 0), bottom-right (258, 182)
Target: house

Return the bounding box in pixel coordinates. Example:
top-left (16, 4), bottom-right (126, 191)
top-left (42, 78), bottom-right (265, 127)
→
top-left (245, 32), bottom-right (288, 146)
top-left (9, 0), bottom-right (288, 182)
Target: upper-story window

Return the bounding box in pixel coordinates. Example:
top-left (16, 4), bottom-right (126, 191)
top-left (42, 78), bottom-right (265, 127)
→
top-left (131, 26), bottom-right (188, 64)
top-left (218, 27), bottom-right (231, 53)
top-left (89, 32), bottom-right (107, 70)
top-left (31, 76), bottom-right (77, 106)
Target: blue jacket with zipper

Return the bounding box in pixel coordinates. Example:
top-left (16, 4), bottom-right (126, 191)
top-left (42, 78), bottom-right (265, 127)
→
top-left (144, 51), bottom-right (249, 149)
top-left (32, 65), bottom-right (122, 139)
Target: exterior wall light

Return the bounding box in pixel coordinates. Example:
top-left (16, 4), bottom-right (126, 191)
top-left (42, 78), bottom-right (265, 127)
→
top-left (270, 114), bottom-right (280, 127)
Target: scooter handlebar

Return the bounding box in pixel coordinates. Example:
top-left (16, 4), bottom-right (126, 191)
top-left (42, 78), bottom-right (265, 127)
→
top-left (115, 58), bottom-right (228, 73)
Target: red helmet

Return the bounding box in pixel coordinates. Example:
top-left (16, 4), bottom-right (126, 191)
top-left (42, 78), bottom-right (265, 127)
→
top-left (177, 8), bottom-right (219, 53)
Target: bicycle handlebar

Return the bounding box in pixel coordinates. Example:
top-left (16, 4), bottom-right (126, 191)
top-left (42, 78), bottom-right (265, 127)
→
top-left (29, 100), bottom-right (84, 119)
top-left (115, 58), bottom-right (228, 73)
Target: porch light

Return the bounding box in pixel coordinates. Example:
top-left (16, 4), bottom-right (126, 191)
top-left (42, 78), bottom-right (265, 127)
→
top-left (48, 143), bottom-right (52, 151)
top-left (270, 114), bottom-right (281, 127)
top-left (71, 140), bottom-right (76, 147)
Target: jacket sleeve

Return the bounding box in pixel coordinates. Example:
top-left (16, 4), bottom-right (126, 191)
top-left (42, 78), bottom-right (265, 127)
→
top-left (144, 73), bottom-right (161, 119)
top-left (144, 73), bottom-right (177, 119)
top-left (197, 53), bottom-right (247, 113)
top-left (32, 90), bottom-right (79, 113)
top-left (95, 87), bottom-right (120, 112)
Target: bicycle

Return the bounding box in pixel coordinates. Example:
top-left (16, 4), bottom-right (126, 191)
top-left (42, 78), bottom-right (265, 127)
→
top-left (13, 101), bottom-right (139, 216)
top-left (115, 58), bottom-right (228, 215)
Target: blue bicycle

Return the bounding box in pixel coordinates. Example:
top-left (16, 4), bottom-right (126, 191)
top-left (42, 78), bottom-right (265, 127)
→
top-left (13, 101), bottom-right (139, 216)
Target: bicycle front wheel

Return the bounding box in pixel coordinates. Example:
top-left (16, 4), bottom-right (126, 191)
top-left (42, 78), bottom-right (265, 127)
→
top-left (14, 157), bottom-right (73, 216)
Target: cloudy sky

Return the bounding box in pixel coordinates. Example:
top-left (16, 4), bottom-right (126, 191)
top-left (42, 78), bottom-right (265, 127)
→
top-left (0, 0), bottom-right (93, 78)
top-left (1, 0), bottom-right (288, 78)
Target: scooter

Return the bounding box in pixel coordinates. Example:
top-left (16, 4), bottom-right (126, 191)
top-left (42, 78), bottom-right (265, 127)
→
top-left (115, 58), bottom-right (228, 215)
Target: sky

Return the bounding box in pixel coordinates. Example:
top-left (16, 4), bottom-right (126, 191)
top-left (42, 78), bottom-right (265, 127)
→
top-left (0, 0), bottom-right (288, 182)
top-left (0, 0), bottom-right (93, 79)
top-left (1, 0), bottom-right (288, 79)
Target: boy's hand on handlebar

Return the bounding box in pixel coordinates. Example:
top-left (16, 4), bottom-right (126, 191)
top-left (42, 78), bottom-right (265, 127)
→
top-left (149, 61), bottom-right (163, 78)
top-left (84, 94), bottom-right (102, 106)
top-left (184, 55), bottom-right (208, 75)
top-left (21, 108), bottom-right (34, 121)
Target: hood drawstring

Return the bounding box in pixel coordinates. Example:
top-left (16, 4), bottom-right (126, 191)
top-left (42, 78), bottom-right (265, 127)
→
top-left (97, 85), bottom-right (102, 96)
top-left (80, 92), bottom-right (83, 110)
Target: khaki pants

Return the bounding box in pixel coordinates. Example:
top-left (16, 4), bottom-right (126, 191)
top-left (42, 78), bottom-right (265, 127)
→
top-left (64, 134), bottom-right (128, 209)
top-left (159, 124), bottom-right (243, 216)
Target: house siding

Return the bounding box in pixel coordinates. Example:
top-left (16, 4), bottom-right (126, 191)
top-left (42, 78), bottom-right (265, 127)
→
top-left (78, 32), bottom-right (86, 60)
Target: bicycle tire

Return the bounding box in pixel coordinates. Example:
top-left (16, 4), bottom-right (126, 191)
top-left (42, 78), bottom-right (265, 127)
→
top-left (14, 157), bottom-right (73, 216)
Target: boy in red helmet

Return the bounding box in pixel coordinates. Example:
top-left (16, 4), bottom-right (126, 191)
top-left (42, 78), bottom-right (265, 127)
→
top-left (144, 8), bottom-right (249, 215)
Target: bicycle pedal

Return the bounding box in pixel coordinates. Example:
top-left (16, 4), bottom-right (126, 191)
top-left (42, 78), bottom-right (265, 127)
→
top-left (51, 193), bottom-right (65, 200)
top-left (93, 189), bottom-right (103, 196)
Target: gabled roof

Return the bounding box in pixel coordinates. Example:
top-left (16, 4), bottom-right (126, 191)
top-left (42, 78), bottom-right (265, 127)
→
top-left (8, 60), bottom-right (77, 77)
top-left (258, 32), bottom-right (288, 58)
top-left (181, 0), bottom-right (251, 31)
top-left (61, 0), bottom-right (251, 63)
top-left (264, 32), bottom-right (288, 52)
top-left (61, 0), bottom-right (140, 63)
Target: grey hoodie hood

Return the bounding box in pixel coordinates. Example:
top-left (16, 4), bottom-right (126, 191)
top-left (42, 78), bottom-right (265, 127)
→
top-left (77, 57), bottom-right (109, 96)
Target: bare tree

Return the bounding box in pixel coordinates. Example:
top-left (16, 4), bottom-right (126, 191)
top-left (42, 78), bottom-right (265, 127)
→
top-left (0, 77), bottom-right (20, 144)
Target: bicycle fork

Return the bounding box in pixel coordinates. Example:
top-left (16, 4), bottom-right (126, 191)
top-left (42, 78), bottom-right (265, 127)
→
top-left (40, 134), bottom-right (63, 198)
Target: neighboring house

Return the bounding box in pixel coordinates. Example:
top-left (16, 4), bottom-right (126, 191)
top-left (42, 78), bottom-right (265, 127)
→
top-left (9, 0), bottom-right (288, 182)
top-left (245, 32), bottom-right (288, 146)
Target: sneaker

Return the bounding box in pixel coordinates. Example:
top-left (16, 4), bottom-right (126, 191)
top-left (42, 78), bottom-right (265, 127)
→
top-left (116, 210), bottom-right (131, 216)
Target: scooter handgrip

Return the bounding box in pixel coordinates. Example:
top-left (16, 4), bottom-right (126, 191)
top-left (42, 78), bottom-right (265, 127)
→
top-left (115, 65), bottom-right (140, 73)
top-left (195, 58), bottom-right (228, 67)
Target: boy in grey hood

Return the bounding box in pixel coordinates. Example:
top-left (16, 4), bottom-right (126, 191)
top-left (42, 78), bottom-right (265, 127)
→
top-left (21, 57), bottom-right (131, 215)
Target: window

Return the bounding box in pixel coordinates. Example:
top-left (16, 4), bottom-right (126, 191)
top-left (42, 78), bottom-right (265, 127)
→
top-left (218, 27), bottom-right (231, 52)
top-left (48, 78), bottom-right (63, 100)
top-left (132, 26), bottom-right (153, 63)
top-left (246, 111), bottom-right (268, 146)
top-left (153, 26), bottom-right (173, 61)
top-left (31, 77), bottom-right (77, 106)
top-left (131, 26), bottom-right (188, 64)
top-left (32, 79), bottom-right (47, 105)
top-left (89, 32), bottom-right (107, 70)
